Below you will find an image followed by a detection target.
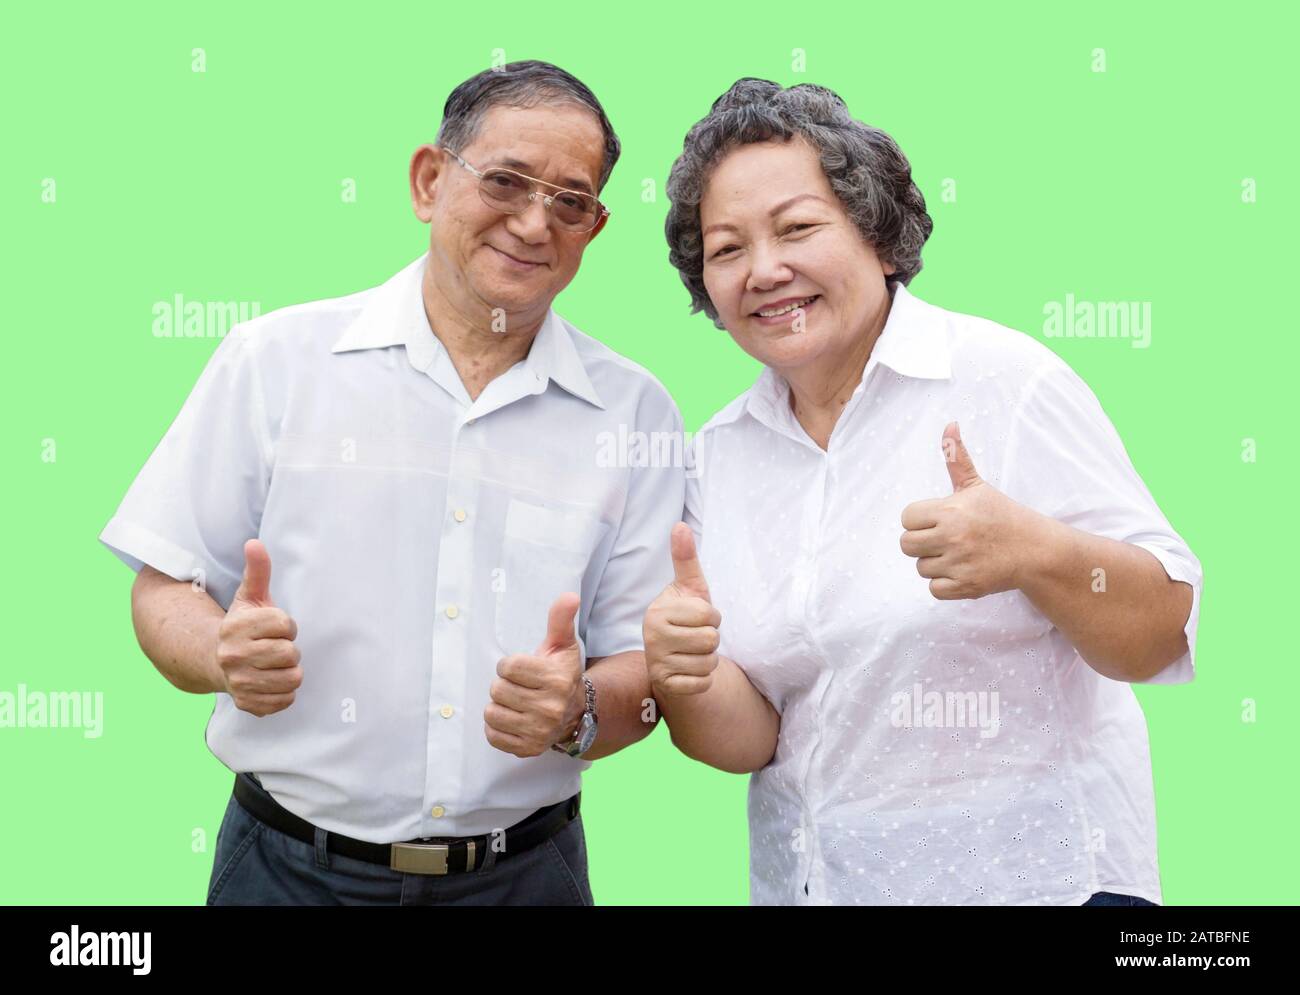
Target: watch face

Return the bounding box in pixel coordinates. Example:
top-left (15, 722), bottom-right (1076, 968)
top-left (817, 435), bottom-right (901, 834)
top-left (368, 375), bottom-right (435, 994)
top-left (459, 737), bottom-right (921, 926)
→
top-left (576, 713), bottom-right (598, 754)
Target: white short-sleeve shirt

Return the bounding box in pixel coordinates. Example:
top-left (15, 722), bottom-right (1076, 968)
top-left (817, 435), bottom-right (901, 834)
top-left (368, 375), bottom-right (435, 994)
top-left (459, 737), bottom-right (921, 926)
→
top-left (684, 279), bottom-right (1202, 905)
top-left (100, 252), bottom-right (685, 841)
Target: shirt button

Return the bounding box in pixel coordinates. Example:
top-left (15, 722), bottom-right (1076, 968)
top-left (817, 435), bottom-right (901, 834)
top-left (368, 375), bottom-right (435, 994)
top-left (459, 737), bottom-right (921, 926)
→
top-left (439, 705), bottom-right (454, 718)
top-left (466, 417), bottom-right (476, 426)
top-left (431, 805), bottom-right (445, 818)
top-left (453, 509), bottom-right (467, 522)
top-left (444, 605), bottom-right (459, 619)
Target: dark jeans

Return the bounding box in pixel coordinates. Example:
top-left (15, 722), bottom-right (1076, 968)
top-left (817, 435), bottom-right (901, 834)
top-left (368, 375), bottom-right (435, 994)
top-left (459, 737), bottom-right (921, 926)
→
top-left (1082, 891), bottom-right (1158, 906)
top-left (205, 775), bottom-right (593, 906)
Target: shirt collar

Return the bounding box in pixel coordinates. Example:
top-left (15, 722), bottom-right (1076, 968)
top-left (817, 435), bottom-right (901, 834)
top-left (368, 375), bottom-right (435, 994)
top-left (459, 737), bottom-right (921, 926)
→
top-left (331, 251), bottom-right (604, 410)
top-left (522, 308), bottom-right (605, 409)
top-left (869, 279), bottom-right (952, 381)
top-left (727, 279), bottom-right (951, 431)
top-left (330, 252), bottom-right (431, 363)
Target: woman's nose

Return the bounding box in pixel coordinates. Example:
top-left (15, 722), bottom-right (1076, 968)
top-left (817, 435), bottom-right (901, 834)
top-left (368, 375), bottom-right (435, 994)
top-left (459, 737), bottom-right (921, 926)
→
top-left (746, 244), bottom-right (794, 291)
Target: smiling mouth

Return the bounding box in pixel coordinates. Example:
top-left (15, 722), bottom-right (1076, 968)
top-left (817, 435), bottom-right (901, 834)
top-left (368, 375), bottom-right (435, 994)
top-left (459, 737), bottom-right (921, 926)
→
top-left (753, 294), bottom-right (820, 318)
top-left (490, 245), bottom-right (544, 268)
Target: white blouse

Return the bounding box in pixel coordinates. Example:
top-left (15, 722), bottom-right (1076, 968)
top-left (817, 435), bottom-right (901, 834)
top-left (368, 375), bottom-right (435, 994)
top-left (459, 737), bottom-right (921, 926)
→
top-left (684, 280), bottom-right (1201, 905)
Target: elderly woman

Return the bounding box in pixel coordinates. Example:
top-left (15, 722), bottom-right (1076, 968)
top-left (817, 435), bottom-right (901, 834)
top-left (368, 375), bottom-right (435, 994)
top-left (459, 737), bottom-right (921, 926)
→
top-left (645, 78), bottom-right (1202, 906)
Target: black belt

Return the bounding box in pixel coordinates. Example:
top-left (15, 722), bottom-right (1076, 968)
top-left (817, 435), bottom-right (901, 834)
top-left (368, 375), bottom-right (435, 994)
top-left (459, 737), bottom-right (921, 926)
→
top-left (232, 772), bottom-right (579, 876)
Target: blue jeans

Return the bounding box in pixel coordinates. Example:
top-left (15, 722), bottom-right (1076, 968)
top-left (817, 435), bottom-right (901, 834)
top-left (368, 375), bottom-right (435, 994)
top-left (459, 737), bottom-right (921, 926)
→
top-left (205, 777), bottom-right (594, 906)
top-left (1082, 891), bottom-right (1158, 906)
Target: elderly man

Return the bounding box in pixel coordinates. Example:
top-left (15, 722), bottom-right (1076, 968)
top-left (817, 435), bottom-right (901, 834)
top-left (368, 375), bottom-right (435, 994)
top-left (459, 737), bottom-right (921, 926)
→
top-left (99, 61), bottom-right (684, 906)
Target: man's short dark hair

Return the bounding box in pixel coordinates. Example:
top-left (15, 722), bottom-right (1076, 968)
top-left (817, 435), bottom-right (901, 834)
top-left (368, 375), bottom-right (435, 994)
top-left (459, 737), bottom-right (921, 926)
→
top-left (436, 60), bottom-right (621, 191)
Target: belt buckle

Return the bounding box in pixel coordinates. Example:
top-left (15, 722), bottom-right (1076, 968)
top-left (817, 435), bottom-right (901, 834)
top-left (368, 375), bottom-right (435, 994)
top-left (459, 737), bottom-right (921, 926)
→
top-left (389, 839), bottom-right (476, 875)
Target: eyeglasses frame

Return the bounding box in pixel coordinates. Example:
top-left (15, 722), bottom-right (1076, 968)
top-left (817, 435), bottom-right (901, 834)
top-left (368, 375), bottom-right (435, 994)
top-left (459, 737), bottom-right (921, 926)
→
top-left (440, 146), bottom-right (609, 233)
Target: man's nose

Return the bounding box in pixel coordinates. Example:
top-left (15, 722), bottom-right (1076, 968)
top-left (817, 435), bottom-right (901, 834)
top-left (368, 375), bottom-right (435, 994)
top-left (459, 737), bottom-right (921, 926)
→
top-left (507, 194), bottom-right (553, 243)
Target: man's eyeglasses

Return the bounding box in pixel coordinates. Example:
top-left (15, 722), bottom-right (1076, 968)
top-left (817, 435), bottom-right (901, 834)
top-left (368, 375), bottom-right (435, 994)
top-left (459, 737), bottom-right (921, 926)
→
top-left (441, 147), bottom-right (608, 233)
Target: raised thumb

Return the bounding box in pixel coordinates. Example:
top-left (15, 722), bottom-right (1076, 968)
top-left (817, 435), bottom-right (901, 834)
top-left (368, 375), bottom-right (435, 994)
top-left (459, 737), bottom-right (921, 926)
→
top-left (538, 591), bottom-right (580, 655)
top-left (670, 522), bottom-right (711, 603)
top-left (942, 421), bottom-right (981, 491)
top-left (233, 538), bottom-right (274, 607)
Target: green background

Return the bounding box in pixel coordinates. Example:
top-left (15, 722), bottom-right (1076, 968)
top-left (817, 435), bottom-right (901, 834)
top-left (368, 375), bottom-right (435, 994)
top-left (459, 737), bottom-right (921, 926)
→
top-left (2, 0), bottom-right (1294, 904)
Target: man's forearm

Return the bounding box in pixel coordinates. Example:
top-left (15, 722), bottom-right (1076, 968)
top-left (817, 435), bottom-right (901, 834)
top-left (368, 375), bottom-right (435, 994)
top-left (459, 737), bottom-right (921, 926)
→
top-left (573, 651), bottom-right (660, 761)
top-left (1018, 516), bottom-right (1194, 682)
top-left (655, 656), bottom-right (780, 774)
top-left (131, 566), bottom-right (226, 694)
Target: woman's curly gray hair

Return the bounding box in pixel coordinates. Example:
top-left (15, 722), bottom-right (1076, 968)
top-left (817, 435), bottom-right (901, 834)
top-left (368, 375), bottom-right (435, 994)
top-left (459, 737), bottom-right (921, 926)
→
top-left (665, 78), bottom-right (933, 328)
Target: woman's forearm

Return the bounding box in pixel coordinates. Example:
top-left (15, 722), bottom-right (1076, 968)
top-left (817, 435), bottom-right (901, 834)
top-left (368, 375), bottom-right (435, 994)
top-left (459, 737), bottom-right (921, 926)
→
top-left (655, 656), bottom-right (780, 774)
top-left (1017, 515), bottom-right (1193, 682)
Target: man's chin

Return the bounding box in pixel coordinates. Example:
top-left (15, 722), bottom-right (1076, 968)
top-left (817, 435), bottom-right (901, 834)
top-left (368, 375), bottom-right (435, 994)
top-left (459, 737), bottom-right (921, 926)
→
top-left (470, 285), bottom-right (551, 328)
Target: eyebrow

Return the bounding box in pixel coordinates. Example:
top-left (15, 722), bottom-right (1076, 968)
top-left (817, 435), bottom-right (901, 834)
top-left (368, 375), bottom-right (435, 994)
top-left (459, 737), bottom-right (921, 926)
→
top-left (702, 193), bottom-right (829, 237)
top-left (493, 157), bottom-right (595, 195)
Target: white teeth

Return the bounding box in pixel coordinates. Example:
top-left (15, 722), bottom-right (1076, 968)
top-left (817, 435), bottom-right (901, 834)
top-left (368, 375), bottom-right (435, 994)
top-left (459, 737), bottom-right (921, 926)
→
top-left (757, 296), bottom-right (816, 317)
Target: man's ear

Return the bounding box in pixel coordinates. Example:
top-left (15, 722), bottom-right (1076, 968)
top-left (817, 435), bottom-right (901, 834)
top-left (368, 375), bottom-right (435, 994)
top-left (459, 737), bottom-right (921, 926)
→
top-left (585, 209), bottom-right (610, 245)
top-left (410, 144), bottom-right (446, 222)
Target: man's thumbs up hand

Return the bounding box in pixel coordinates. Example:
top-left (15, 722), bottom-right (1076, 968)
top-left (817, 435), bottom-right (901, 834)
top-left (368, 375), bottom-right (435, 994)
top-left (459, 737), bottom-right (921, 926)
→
top-left (215, 539), bottom-right (303, 717)
top-left (486, 592), bottom-right (586, 758)
top-left (538, 591), bottom-right (581, 655)
top-left (644, 524), bottom-right (722, 698)
top-left (900, 422), bottom-right (1044, 601)
top-left (231, 537), bottom-right (275, 608)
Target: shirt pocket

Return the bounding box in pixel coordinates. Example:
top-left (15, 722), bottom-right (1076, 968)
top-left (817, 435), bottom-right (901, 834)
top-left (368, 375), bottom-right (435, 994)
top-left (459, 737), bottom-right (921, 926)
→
top-left (494, 498), bottom-right (607, 656)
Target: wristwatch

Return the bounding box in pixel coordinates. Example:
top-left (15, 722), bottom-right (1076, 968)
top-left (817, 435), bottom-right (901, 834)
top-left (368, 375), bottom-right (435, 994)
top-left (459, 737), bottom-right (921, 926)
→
top-left (551, 676), bottom-right (597, 757)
